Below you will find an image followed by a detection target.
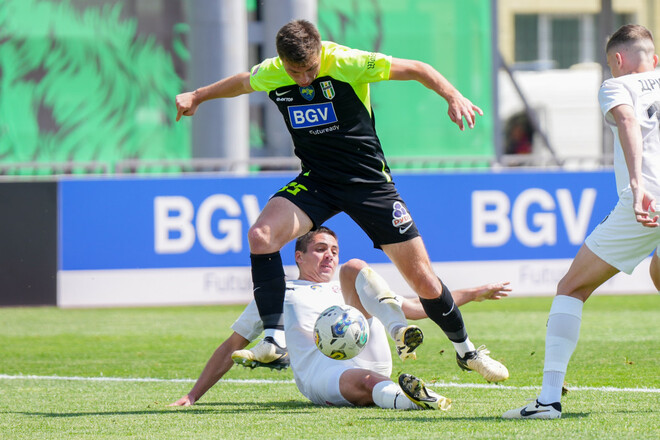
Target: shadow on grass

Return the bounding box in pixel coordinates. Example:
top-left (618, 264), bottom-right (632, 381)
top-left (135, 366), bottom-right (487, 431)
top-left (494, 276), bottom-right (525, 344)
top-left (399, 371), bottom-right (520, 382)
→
top-left (366, 412), bottom-right (591, 423)
top-left (13, 400), bottom-right (316, 418)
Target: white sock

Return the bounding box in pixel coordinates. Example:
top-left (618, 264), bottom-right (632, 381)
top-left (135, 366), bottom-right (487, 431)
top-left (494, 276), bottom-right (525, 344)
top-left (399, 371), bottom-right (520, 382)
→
top-left (371, 381), bottom-right (420, 410)
top-left (264, 329), bottom-right (286, 348)
top-left (538, 295), bottom-right (583, 404)
top-left (355, 267), bottom-right (407, 339)
top-left (453, 338), bottom-right (476, 358)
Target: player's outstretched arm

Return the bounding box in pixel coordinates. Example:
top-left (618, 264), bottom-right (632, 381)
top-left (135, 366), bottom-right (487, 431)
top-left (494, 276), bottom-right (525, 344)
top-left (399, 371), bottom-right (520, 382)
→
top-left (454, 281), bottom-right (511, 303)
top-left (389, 57), bottom-right (483, 131)
top-left (168, 332), bottom-right (250, 406)
top-left (175, 71), bottom-right (254, 121)
top-left (401, 282), bottom-right (511, 320)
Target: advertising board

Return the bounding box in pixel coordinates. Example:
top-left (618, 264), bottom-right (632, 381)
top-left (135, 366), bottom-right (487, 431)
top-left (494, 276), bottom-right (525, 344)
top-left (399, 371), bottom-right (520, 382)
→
top-left (58, 171), bottom-right (656, 307)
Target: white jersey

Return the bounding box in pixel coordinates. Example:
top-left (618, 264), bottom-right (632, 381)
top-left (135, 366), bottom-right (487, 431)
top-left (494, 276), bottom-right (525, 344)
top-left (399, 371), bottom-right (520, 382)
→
top-left (599, 71), bottom-right (660, 199)
top-left (231, 279), bottom-right (392, 401)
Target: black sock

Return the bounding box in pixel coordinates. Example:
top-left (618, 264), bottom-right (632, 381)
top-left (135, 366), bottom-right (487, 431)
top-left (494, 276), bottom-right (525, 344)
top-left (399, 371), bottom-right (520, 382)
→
top-left (250, 252), bottom-right (285, 330)
top-left (419, 281), bottom-right (468, 343)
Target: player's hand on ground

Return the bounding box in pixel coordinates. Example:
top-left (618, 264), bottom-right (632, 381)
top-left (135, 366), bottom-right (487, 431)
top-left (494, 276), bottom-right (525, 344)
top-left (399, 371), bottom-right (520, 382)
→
top-left (446, 94), bottom-right (483, 131)
top-left (472, 281), bottom-right (511, 302)
top-left (175, 91), bottom-right (199, 122)
top-left (168, 394), bottom-right (195, 406)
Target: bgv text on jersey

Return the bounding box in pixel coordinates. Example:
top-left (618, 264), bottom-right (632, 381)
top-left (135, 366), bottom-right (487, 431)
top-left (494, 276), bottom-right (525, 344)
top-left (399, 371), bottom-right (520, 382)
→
top-left (288, 102), bottom-right (338, 129)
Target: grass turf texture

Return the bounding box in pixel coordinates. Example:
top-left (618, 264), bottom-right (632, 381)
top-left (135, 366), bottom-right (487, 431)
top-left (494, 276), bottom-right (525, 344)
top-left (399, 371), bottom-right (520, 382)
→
top-left (1, 294), bottom-right (658, 439)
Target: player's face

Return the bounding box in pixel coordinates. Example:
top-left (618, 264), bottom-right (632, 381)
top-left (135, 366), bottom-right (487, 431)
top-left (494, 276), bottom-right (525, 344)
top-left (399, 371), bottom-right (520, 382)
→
top-left (296, 232), bottom-right (339, 283)
top-left (282, 55), bottom-right (321, 87)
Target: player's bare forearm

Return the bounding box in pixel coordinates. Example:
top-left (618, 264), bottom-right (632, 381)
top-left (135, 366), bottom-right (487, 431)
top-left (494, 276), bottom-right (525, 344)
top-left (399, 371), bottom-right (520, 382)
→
top-left (169, 332), bottom-right (249, 406)
top-left (613, 105), bottom-right (644, 191)
top-left (389, 58), bottom-right (482, 130)
top-left (612, 104), bottom-right (659, 226)
top-left (390, 58), bottom-right (456, 99)
top-left (175, 72), bottom-right (254, 121)
top-left (454, 282), bottom-right (511, 304)
top-left (402, 282), bottom-right (510, 320)
top-left (195, 72), bottom-right (254, 101)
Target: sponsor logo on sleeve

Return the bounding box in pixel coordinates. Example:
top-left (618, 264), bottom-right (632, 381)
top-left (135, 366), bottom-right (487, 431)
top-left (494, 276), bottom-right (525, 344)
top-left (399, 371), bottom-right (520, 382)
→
top-left (367, 53), bottom-right (377, 69)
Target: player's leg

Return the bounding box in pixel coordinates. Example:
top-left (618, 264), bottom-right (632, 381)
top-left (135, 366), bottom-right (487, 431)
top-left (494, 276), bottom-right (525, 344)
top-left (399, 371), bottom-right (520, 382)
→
top-left (382, 238), bottom-right (508, 382)
top-left (338, 258), bottom-right (372, 317)
top-left (503, 244), bottom-right (618, 419)
top-left (649, 249), bottom-right (660, 290)
top-left (339, 259), bottom-right (423, 361)
top-left (398, 373), bottom-right (452, 410)
top-left (339, 369), bottom-right (449, 410)
top-left (541, 246), bottom-right (617, 406)
top-left (238, 195), bottom-right (313, 368)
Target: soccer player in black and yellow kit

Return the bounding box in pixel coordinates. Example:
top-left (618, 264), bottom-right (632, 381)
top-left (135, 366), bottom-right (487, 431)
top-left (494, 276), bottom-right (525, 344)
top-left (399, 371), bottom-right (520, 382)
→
top-left (175, 19), bottom-right (508, 382)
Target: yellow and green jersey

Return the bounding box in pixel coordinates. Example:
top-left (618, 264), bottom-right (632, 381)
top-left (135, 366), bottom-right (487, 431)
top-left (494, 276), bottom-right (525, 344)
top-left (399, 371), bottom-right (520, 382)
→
top-left (250, 41), bottom-right (393, 184)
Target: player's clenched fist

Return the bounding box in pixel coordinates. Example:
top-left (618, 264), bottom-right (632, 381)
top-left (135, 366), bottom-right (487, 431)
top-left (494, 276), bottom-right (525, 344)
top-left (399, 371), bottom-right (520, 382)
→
top-left (175, 91), bottom-right (198, 122)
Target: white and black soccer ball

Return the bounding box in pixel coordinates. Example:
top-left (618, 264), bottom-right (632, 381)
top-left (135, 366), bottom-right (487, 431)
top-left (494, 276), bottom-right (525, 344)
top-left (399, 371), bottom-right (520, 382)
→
top-left (313, 305), bottom-right (369, 360)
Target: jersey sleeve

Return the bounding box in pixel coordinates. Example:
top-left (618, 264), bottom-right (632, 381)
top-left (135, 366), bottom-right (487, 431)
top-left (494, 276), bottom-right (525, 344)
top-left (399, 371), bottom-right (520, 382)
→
top-left (322, 42), bottom-right (392, 84)
top-left (249, 57), bottom-right (295, 92)
top-left (599, 79), bottom-right (634, 123)
top-left (230, 300), bottom-right (263, 341)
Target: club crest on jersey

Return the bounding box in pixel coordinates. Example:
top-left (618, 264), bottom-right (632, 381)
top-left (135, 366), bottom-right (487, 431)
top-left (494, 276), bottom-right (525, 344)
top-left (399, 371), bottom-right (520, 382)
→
top-left (320, 81), bottom-right (335, 100)
top-left (300, 85), bottom-right (315, 101)
top-left (391, 201), bottom-right (413, 234)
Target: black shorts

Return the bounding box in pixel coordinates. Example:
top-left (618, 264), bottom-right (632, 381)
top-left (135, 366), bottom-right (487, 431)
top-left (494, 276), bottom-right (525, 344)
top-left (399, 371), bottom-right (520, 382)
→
top-left (272, 173), bottom-right (420, 248)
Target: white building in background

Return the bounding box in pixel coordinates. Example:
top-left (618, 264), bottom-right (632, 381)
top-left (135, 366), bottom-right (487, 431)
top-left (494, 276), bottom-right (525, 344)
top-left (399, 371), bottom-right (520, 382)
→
top-left (499, 65), bottom-right (604, 165)
top-left (496, 0), bottom-right (660, 165)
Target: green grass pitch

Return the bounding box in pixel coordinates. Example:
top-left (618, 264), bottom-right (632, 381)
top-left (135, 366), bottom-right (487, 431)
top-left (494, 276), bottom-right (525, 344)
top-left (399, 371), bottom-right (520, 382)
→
top-left (1, 294), bottom-right (658, 439)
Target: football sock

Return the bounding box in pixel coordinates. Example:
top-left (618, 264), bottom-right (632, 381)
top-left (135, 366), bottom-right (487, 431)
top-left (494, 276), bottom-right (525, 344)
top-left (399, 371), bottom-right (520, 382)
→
top-left (538, 295), bottom-right (583, 405)
top-left (452, 339), bottom-right (476, 358)
top-left (419, 281), bottom-right (469, 344)
top-left (264, 329), bottom-right (286, 348)
top-left (355, 267), bottom-right (407, 339)
top-left (372, 381), bottom-right (420, 410)
top-left (250, 252), bottom-right (286, 331)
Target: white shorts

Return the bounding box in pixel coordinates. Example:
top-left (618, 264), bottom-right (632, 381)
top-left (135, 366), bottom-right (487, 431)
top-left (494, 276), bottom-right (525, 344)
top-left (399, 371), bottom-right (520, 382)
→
top-left (295, 318), bottom-right (392, 407)
top-left (299, 362), bottom-right (353, 406)
top-left (585, 191), bottom-right (660, 274)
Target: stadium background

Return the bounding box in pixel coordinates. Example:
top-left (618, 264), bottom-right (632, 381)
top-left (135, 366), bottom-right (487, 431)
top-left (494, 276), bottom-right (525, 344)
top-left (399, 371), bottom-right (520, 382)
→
top-left (2, 0), bottom-right (659, 307)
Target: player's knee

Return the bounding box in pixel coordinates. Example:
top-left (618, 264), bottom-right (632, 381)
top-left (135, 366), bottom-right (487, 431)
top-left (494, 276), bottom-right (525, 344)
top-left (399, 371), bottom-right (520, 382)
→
top-left (556, 276), bottom-right (577, 298)
top-left (340, 259), bottom-right (368, 284)
top-left (556, 276), bottom-right (591, 302)
top-left (247, 224), bottom-right (277, 253)
top-left (649, 258), bottom-right (660, 291)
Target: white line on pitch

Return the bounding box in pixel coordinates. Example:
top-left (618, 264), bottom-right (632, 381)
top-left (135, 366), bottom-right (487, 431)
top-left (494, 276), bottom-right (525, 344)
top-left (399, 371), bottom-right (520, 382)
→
top-left (1, 374), bottom-right (659, 394)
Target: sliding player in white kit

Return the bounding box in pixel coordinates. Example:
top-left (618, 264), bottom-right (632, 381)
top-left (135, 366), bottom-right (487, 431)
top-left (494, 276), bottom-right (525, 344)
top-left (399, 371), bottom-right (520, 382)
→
top-left (504, 24), bottom-right (660, 420)
top-left (170, 227), bottom-right (510, 410)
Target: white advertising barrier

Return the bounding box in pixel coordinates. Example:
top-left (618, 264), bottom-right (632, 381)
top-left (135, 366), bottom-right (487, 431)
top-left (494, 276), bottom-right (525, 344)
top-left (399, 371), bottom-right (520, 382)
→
top-left (57, 171), bottom-right (658, 307)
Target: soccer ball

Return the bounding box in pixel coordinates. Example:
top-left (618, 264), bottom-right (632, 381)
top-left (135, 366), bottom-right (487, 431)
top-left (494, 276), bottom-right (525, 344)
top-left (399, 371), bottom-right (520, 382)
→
top-left (313, 305), bottom-right (369, 360)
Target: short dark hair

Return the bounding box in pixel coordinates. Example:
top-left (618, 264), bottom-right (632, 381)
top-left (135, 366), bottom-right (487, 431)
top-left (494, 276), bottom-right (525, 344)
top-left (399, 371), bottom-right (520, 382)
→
top-left (606, 24), bottom-right (654, 53)
top-left (276, 19), bottom-right (322, 65)
top-left (295, 226), bottom-right (337, 254)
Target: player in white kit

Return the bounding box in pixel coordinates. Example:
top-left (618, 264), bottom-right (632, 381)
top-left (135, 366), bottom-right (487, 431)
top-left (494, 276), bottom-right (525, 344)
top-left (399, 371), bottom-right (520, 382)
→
top-left (504, 24), bottom-right (660, 420)
top-left (170, 227), bottom-right (510, 410)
